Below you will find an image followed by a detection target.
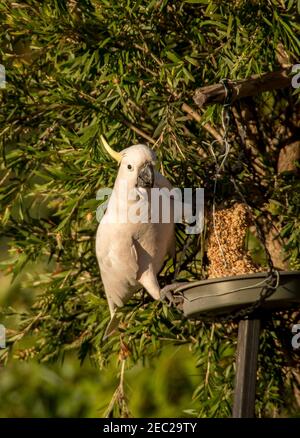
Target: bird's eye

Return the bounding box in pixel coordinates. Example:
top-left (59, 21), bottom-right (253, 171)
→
top-left (127, 164), bottom-right (133, 171)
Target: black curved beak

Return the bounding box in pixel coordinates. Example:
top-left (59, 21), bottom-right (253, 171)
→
top-left (137, 162), bottom-right (154, 188)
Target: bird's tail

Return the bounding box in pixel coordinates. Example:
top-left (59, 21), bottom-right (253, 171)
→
top-left (103, 314), bottom-right (120, 340)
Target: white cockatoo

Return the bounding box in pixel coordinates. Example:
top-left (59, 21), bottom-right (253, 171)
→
top-left (96, 136), bottom-right (175, 338)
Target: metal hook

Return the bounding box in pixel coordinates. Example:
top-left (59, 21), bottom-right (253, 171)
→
top-left (220, 78), bottom-right (234, 107)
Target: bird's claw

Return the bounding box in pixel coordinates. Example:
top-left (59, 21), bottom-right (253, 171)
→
top-left (160, 283), bottom-right (183, 307)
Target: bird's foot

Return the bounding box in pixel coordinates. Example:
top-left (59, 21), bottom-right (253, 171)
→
top-left (160, 282), bottom-right (188, 306)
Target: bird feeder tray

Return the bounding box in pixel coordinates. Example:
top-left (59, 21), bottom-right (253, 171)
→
top-left (176, 271), bottom-right (300, 319)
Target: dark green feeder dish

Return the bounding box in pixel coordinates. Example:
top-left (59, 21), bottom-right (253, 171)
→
top-left (174, 270), bottom-right (300, 418)
top-left (175, 271), bottom-right (300, 319)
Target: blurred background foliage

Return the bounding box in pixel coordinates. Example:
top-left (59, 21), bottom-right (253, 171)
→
top-left (0, 0), bottom-right (300, 417)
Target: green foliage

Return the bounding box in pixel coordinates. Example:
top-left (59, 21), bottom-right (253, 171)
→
top-left (0, 0), bottom-right (300, 417)
top-left (0, 357), bottom-right (104, 418)
top-left (0, 347), bottom-right (201, 418)
top-left (266, 175), bottom-right (300, 270)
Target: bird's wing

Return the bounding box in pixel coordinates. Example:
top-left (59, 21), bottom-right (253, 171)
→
top-left (99, 232), bottom-right (138, 281)
top-left (97, 227), bottom-right (140, 339)
top-left (96, 226), bottom-right (139, 309)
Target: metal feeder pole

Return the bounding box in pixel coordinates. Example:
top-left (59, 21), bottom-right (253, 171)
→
top-left (232, 318), bottom-right (261, 418)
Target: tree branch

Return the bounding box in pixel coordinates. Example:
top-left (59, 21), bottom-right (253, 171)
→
top-left (122, 119), bottom-right (156, 144)
top-left (193, 68), bottom-right (291, 109)
top-left (181, 103), bottom-right (223, 143)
